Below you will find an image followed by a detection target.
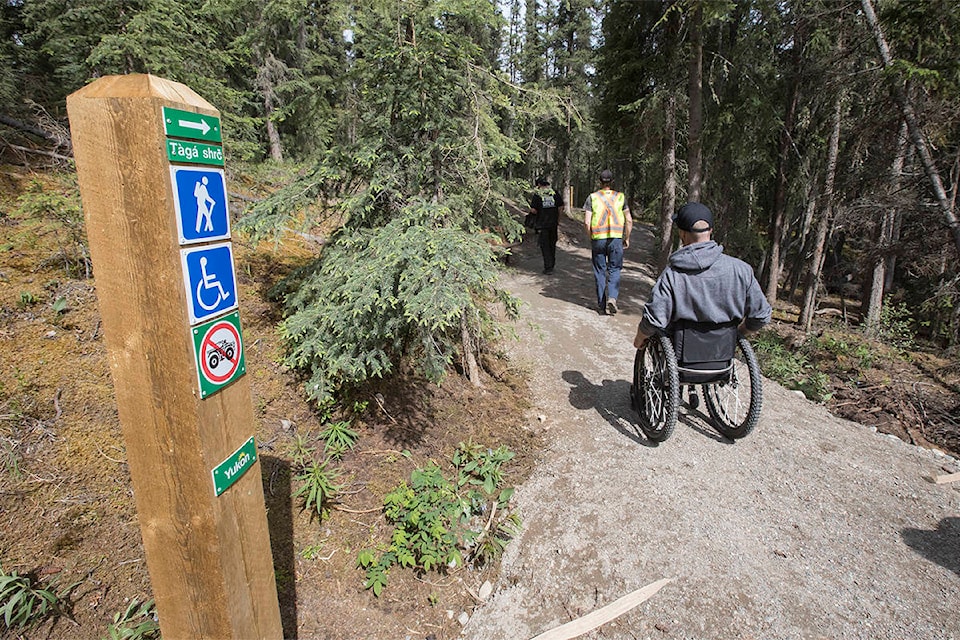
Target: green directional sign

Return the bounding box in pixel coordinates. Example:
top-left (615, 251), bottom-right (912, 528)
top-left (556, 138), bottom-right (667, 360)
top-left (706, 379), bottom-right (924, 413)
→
top-left (163, 106), bottom-right (222, 143)
top-left (212, 436), bottom-right (257, 497)
top-left (167, 139), bottom-right (224, 167)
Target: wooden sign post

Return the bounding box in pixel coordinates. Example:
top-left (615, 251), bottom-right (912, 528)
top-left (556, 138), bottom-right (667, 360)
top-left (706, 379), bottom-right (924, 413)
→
top-left (66, 74), bottom-right (282, 639)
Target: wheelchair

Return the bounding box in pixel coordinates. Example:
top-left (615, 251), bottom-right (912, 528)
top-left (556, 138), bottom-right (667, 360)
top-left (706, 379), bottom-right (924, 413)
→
top-left (629, 321), bottom-right (763, 442)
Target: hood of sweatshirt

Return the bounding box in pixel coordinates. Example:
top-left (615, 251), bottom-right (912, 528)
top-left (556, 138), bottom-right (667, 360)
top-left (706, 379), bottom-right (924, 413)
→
top-left (669, 240), bottom-right (723, 272)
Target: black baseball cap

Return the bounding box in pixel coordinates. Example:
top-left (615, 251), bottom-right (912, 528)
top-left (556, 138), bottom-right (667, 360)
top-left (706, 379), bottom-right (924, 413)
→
top-left (673, 202), bottom-right (714, 231)
top-left (535, 176), bottom-right (549, 186)
top-left (599, 169), bottom-right (614, 183)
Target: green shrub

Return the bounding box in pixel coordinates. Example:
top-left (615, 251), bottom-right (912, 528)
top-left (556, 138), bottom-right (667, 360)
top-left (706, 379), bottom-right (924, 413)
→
top-left (357, 442), bottom-right (519, 596)
top-left (877, 300), bottom-right (916, 351)
top-left (752, 330), bottom-right (832, 403)
top-left (275, 201), bottom-right (520, 407)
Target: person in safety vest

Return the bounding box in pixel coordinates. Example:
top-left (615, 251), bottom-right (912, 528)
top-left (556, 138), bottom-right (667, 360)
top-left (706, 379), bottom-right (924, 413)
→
top-left (529, 176), bottom-right (563, 274)
top-left (633, 202), bottom-right (771, 350)
top-left (583, 169), bottom-right (632, 315)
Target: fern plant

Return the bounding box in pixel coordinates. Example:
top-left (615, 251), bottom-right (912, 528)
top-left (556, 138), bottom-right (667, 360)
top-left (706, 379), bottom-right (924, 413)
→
top-left (0, 565), bottom-right (76, 631)
top-left (319, 420), bottom-right (359, 459)
top-left (294, 456), bottom-right (342, 520)
top-left (104, 598), bottom-right (160, 640)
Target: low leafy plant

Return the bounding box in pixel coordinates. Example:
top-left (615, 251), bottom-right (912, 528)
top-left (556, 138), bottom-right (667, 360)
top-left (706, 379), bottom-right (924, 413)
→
top-left (817, 334), bottom-right (876, 377)
top-left (319, 420), bottom-right (359, 458)
top-left (752, 330), bottom-right (832, 402)
top-left (104, 598), bottom-right (160, 640)
top-left (289, 433), bottom-right (315, 467)
top-left (0, 565), bottom-right (76, 631)
top-left (877, 300), bottom-right (916, 351)
top-left (294, 456), bottom-right (342, 520)
top-left (357, 442), bottom-right (520, 596)
top-left (17, 291), bottom-right (37, 308)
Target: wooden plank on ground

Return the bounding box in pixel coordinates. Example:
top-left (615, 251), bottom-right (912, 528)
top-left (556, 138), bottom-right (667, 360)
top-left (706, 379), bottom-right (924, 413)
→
top-left (529, 578), bottom-right (673, 640)
top-left (926, 471), bottom-right (960, 484)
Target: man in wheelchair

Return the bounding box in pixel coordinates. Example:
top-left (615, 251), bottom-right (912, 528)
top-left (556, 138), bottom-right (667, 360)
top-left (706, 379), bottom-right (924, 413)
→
top-left (630, 202), bottom-right (772, 441)
top-left (632, 202), bottom-right (771, 352)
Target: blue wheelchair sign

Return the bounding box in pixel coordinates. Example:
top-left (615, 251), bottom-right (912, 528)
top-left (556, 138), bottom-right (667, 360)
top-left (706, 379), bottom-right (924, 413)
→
top-left (170, 167), bottom-right (230, 245)
top-left (180, 242), bottom-right (238, 325)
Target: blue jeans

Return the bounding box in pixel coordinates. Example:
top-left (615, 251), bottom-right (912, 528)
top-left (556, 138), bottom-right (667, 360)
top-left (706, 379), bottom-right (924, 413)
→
top-left (591, 237), bottom-right (624, 309)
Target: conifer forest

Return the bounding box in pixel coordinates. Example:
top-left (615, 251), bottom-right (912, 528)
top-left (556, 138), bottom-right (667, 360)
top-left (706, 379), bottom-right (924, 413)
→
top-left (0, 1), bottom-right (959, 637)
top-left (3, 1), bottom-right (960, 397)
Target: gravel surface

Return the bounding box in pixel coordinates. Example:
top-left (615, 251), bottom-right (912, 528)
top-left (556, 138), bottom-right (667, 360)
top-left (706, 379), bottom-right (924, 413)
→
top-left (461, 218), bottom-right (960, 640)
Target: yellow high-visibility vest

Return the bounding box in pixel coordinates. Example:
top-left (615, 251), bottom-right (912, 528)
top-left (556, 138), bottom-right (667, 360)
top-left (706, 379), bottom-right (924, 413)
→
top-left (589, 189), bottom-right (626, 239)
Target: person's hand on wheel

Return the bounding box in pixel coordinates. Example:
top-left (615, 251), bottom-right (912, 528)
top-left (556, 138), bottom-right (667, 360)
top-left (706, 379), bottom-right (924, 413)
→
top-left (633, 330), bottom-right (648, 350)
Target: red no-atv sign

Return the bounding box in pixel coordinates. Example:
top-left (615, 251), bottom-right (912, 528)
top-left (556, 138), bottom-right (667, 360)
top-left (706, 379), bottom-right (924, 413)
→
top-left (192, 311), bottom-right (246, 398)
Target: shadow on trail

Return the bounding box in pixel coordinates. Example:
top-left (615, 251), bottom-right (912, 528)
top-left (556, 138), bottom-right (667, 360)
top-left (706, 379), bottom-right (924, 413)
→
top-left (561, 370), bottom-right (657, 448)
top-left (902, 517), bottom-right (960, 577)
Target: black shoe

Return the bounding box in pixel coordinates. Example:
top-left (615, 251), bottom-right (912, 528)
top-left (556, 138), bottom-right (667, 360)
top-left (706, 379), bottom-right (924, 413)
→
top-left (543, 268), bottom-right (553, 274)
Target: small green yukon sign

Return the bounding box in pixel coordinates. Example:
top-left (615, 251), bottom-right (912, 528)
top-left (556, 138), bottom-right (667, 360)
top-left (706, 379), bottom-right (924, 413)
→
top-left (212, 436), bottom-right (257, 497)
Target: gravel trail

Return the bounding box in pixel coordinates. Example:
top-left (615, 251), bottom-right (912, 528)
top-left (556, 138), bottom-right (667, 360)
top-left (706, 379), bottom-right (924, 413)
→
top-left (462, 217), bottom-right (960, 640)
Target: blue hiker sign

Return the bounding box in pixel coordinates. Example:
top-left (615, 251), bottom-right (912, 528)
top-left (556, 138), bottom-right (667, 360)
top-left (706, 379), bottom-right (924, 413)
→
top-left (170, 167), bottom-right (230, 245)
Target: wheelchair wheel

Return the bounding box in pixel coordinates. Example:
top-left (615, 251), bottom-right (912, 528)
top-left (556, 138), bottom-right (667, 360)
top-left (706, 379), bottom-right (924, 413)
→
top-left (631, 334), bottom-right (679, 442)
top-left (703, 335), bottom-right (762, 439)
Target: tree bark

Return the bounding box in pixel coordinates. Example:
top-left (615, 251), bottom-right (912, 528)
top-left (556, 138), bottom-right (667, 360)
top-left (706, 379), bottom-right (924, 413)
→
top-left (257, 52), bottom-right (285, 162)
top-left (461, 315), bottom-right (481, 387)
top-left (658, 93), bottom-right (678, 270)
top-left (800, 92), bottom-right (844, 331)
top-left (765, 17), bottom-right (805, 304)
top-left (686, 2), bottom-right (704, 203)
top-left (860, 0), bottom-right (960, 257)
top-left (865, 119), bottom-right (908, 333)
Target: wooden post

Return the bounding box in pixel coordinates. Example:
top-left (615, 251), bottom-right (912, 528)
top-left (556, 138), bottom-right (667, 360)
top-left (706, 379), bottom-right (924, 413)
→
top-left (67, 74), bottom-right (282, 639)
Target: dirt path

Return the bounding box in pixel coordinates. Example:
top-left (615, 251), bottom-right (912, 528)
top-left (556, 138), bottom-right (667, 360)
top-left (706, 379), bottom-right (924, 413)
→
top-left (462, 214), bottom-right (960, 640)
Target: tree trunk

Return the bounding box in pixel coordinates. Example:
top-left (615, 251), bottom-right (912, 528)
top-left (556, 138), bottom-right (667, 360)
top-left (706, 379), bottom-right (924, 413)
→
top-left (765, 17), bottom-right (805, 304)
top-left (258, 52), bottom-right (284, 162)
top-left (658, 93), bottom-right (678, 269)
top-left (786, 181), bottom-right (818, 304)
top-left (865, 120), bottom-right (908, 333)
top-left (860, 0), bottom-right (960, 257)
top-left (461, 314), bottom-right (481, 387)
top-left (800, 92), bottom-right (844, 331)
top-left (686, 2), bottom-right (703, 203)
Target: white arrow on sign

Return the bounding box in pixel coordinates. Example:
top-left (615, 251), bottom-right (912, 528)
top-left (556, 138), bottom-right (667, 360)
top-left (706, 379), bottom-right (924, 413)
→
top-left (179, 118), bottom-right (211, 135)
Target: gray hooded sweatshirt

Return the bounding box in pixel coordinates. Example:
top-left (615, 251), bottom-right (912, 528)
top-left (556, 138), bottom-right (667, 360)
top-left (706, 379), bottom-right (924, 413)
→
top-left (640, 241), bottom-right (772, 336)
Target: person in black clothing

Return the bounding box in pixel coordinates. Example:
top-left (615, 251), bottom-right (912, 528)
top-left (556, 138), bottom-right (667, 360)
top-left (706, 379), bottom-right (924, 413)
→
top-left (529, 176), bottom-right (563, 274)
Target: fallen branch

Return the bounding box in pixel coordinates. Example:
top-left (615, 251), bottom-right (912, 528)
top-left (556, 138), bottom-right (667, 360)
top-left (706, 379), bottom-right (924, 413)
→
top-left (332, 504), bottom-right (381, 514)
top-left (529, 578), bottom-right (673, 640)
top-left (6, 143), bottom-right (73, 163)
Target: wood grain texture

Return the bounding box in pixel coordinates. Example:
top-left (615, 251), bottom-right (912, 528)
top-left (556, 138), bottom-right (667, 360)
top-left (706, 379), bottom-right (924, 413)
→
top-left (67, 74), bottom-right (281, 639)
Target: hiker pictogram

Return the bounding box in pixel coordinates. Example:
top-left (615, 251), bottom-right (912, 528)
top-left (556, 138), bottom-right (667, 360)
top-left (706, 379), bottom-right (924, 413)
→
top-left (170, 167), bottom-right (230, 245)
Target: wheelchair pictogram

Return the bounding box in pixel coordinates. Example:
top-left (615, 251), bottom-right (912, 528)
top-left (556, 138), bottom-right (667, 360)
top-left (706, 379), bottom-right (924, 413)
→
top-left (181, 242), bottom-right (238, 325)
top-left (196, 256), bottom-right (231, 311)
